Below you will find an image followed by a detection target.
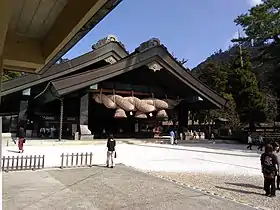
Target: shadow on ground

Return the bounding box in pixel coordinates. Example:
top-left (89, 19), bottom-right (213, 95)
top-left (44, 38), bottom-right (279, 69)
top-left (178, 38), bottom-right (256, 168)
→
top-left (224, 182), bottom-right (263, 190)
top-left (215, 186), bottom-right (263, 196)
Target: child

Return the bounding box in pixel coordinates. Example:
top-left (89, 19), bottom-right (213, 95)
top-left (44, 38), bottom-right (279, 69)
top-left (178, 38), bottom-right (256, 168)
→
top-left (261, 144), bottom-right (278, 196)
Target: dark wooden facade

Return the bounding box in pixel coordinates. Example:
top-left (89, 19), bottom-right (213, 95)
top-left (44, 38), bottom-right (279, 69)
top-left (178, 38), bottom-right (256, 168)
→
top-left (0, 38), bottom-right (227, 139)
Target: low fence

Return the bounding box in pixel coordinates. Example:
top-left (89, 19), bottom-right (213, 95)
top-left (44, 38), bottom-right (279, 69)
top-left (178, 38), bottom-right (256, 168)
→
top-left (2, 155), bottom-right (45, 172)
top-left (60, 152), bottom-right (93, 169)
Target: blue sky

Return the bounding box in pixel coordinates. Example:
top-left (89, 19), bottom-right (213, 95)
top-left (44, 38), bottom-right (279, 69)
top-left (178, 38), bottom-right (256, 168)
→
top-left (64, 0), bottom-right (262, 69)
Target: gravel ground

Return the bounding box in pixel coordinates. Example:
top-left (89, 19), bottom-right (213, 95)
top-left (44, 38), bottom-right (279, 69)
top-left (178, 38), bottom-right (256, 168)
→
top-left (149, 172), bottom-right (280, 210)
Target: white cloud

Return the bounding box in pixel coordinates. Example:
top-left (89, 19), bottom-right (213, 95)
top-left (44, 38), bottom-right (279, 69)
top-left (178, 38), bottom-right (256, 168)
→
top-left (247, 0), bottom-right (262, 7)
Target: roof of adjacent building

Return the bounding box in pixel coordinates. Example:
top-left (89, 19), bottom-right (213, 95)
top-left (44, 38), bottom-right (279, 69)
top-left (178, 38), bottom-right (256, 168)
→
top-left (2, 40), bottom-right (128, 96)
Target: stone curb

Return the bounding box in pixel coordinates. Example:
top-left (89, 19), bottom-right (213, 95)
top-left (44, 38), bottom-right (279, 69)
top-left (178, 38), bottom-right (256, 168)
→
top-left (121, 164), bottom-right (269, 210)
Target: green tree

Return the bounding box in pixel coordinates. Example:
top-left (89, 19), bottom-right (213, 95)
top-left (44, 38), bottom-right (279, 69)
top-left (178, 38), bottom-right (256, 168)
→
top-left (233, 0), bottom-right (280, 45)
top-left (233, 0), bottom-right (280, 96)
top-left (198, 62), bottom-right (228, 94)
top-left (2, 70), bottom-right (21, 81)
top-left (194, 62), bottom-right (240, 126)
top-left (227, 49), bottom-right (265, 123)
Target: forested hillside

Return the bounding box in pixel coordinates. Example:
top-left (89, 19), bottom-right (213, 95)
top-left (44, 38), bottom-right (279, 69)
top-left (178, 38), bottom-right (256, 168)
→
top-left (189, 0), bottom-right (280, 127)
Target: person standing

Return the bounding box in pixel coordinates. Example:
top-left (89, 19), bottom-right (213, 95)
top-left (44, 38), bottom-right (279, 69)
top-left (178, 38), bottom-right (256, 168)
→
top-left (50, 126), bottom-right (56, 139)
top-left (258, 134), bottom-right (264, 151)
top-left (247, 133), bottom-right (253, 150)
top-left (211, 133), bottom-right (215, 144)
top-left (273, 143), bottom-right (280, 190)
top-left (261, 144), bottom-right (278, 197)
top-left (106, 134), bottom-right (116, 168)
top-left (169, 130), bottom-right (175, 145)
top-left (17, 127), bottom-right (25, 153)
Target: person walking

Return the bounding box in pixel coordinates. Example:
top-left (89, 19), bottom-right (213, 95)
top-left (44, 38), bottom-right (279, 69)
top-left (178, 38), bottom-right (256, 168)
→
top-left (169, 130), bottom-right (175, 145)
top-left (258, 134), bottom-right (264, 151)
top-left (17, 127), bottom-right (25, 153)
top-left (261, 144), bottom-right (278, 197)
top-left (247, 133), bottom-right (253, 150)
top-left (106, 134), bottom-right (116, 168)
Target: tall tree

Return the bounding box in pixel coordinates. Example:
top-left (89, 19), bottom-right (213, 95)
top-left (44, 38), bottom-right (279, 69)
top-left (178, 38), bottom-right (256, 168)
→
top-left (227, 49), bottom-right (265, 123)
top-left (233, 0), bottom-right (280, 45)
top-left (194, 62), bottom-right (240, 126)
top-left (233, 0), bottom-right (280, 120)
top-left (198, 62), bottom-right (228, 94)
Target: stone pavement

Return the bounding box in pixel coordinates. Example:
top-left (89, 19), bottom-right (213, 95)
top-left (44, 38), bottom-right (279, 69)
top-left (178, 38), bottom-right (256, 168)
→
top-left (3, 165), bottom-right (255, 210)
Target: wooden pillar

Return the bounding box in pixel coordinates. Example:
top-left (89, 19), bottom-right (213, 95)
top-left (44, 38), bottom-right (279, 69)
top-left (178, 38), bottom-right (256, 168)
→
top-left (0, 54), bottom-right (3, 106)
top-left (0, 54), bottom-right (3, 160)
top-left (59, 98), bottom-right (64, 141)
top-left (79, 93), bottom-right (89, 125)
top-left (178, 103), bottom-right (189, 131)
top-left (18, 100), bottom-right (29, 128)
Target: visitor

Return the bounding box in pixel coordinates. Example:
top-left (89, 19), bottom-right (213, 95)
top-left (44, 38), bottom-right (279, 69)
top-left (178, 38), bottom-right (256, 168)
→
top-left (106, 134), bottom-right (116, 168)
top-left (261, 144), bottom-right (278, 197)
top-left (174, 130), bottom-right (178, 145)
top-left (211, 133), bottom-right (215, 144)
top-left (39, 127), bottom-right (45, 138)
top-left (247, 133), bottom-right (253, 150)
top-left (273, 143), bottom-right (280, 190)
top-left (50, 126), bottom-right (56, 139)
top-left (17, 127), bottom-right (25, 153)
top-left (229, 128), bottom-right (232, 136)
top-left (169, 129), bottom-right (175, 145)
top-left (258, 134), bottom-right (264, 151)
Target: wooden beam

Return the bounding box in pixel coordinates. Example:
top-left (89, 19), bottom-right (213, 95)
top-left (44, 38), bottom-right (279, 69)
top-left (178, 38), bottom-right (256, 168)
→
top-left (3, 33), bottom-right (44, 72)
top-left (42, 0), bottom-right (106, 65)
top-left (90, 89), bottom-right (152, 96)
top-left (0, 0), bottom-right (12, 55)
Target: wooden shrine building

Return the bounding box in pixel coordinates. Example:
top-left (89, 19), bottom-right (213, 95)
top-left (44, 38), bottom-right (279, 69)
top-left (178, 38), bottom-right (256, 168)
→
top-left (0, 36), bottom-right (227, 140)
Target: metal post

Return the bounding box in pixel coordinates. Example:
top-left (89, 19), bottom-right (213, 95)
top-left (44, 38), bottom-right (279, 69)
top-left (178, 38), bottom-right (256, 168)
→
top-left (59, 98), bottom-right (64, 141)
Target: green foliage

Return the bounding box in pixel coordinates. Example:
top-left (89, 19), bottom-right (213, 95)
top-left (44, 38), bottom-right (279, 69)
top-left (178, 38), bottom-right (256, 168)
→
top-left (233, 0), bottom-right (280, 121)
top-left (219, 93), bottom-right (240, 127)
top-left (2, 70), bottom-right (21, 81)
top-left (227, 49), bottom-right (265, 122)
top-left (191, 0), bottom-right (280, 126)
top-left (198, 62), bottom-right (228, 94)
top-left (192, 48), bottom-right (266, 126)
top-left (233, 0), bottom-right (280, 45)
top-left (264, 93), bottom-right (278, 122)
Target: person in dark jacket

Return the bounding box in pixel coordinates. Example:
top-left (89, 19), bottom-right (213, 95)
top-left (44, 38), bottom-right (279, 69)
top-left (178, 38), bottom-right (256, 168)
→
top-left (106, 134), bottom-right (116, 168)
top-left (261, 144), bottom-right (279, 196)
top-left (17, 127), bottom-right (25, 153)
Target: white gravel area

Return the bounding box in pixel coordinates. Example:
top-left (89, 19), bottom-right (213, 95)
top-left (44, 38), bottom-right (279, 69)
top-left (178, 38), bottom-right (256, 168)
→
top-left (149, 172), bottom-right (280, 210)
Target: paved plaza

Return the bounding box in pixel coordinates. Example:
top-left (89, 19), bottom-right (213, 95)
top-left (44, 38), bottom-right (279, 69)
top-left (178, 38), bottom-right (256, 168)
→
top-left (3, 142), bottom-right (278, 209)
top-left (3, 165), bottom-right (255, 210)
top-left (3, 142), bottom-right (260, 175)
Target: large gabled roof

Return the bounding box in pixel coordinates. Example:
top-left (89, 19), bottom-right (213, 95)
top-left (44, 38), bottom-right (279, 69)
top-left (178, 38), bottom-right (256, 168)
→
top-left (2, 40), bottom-right (128, 96)
top-left (46, 39), bottom-right (227, 108)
